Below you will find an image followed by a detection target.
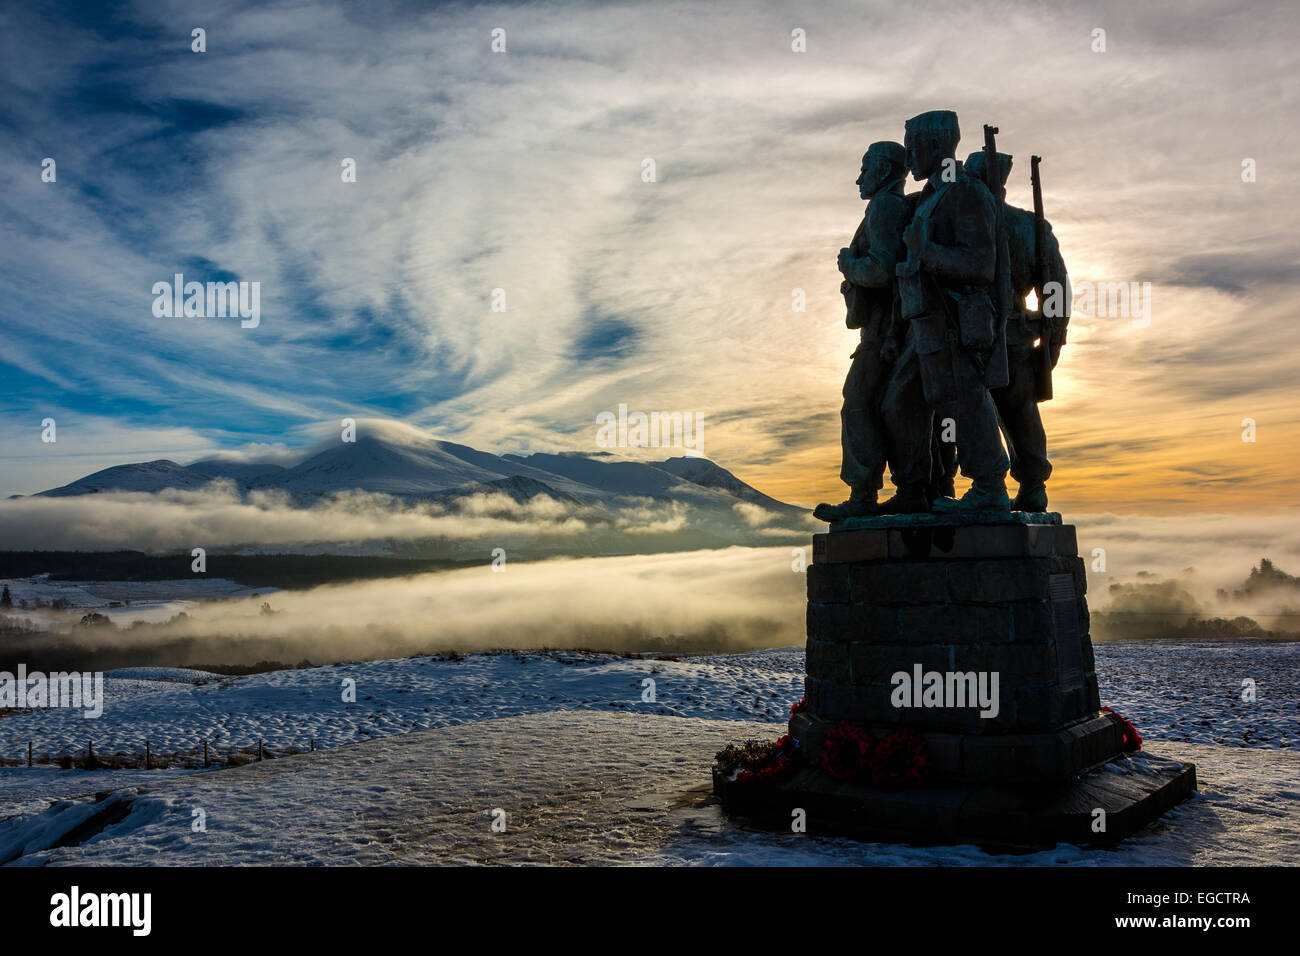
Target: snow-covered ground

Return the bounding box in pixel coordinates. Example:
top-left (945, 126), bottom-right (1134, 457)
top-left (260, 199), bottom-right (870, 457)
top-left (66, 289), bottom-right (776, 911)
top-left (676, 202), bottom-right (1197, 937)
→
top-left (1, 713), bottom-right (1295, 866)
top-left (0, 639), bottom-right (1296, 864)
top-left (0, 650), bottom-right (806, 770)
top-left (2, 642), bottom-right (1294, 771)
top-left (1094, 640), bottom-right (1299, 748)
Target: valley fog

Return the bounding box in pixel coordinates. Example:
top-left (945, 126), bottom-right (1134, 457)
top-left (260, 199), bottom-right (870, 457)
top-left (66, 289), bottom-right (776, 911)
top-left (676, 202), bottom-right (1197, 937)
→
top-left (1, 547), bottom-right (808, 669)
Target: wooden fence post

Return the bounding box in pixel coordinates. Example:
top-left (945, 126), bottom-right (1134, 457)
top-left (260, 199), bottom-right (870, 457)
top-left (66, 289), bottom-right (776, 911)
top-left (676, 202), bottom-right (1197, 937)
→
top-left (146, 740), bottom-right (151, 770)
top-left (258, 739), bottom-right (264, 761)
top-left (28, 741), bottom-right (33, 768)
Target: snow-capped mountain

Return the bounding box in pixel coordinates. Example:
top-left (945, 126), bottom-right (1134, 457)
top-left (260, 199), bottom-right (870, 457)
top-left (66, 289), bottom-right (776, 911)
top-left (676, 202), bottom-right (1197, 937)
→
top-left (31, 426), bottom-right (807, 523)
top-left (189, 460), bottom-right (288, 484)
top-left (37, 460), bottom-right (214, 497)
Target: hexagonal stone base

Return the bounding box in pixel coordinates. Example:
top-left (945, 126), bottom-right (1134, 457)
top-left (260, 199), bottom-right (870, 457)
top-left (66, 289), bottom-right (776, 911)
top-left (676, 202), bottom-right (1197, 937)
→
top-left (713, 751), bottom-right (1196, 850)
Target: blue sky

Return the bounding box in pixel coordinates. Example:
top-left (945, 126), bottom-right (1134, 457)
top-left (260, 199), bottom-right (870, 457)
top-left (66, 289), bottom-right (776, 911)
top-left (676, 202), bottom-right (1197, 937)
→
top-left (2, 0), bottom-right (1298, 511)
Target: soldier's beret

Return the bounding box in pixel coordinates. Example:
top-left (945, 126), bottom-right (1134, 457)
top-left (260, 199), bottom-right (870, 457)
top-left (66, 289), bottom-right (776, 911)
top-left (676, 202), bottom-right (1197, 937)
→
top-left (904, 110), bottom-right (960, 139)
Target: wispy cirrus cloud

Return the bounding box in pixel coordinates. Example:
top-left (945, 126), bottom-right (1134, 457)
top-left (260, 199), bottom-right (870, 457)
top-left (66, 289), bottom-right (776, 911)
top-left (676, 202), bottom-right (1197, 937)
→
top-left (0, 0), bottom-right (1297, 517)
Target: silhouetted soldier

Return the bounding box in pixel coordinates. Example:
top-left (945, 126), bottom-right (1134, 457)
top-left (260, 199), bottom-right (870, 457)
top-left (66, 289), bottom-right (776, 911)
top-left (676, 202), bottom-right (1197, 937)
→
top-left (815, 142), bottom-right (913, 520)
top-left (881, 110), bottom-right (1010, 514)
top-left (964, 150), bottom-right (1070, 511)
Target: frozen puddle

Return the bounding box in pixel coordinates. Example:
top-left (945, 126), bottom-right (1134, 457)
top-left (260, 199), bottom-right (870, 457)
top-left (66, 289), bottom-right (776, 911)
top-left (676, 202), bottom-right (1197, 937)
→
top-left (2, 712), bottom-right (1297, 866)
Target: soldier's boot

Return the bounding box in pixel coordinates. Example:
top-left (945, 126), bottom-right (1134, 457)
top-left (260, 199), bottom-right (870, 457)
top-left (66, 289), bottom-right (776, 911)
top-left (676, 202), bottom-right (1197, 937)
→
top-left (927, 477), bottom-right (956, 503)
top-left (931, 479), bottom-right (1011, 514)
top-left (877, 484), bottom-right (931, 515)
top-left (813, 488), bottom-right (878, 522)
top-left (1011, 482), bottom-right (1048, 513)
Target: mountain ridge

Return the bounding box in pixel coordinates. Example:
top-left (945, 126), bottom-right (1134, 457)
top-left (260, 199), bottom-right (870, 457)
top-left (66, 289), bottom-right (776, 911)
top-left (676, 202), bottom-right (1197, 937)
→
top-left (30, 430), bottom-right (807, 520)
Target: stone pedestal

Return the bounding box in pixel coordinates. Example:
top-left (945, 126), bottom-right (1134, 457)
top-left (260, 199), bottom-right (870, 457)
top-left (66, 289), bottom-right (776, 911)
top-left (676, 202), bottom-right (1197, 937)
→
top-left (713, 513), bottom-right (1197, 848)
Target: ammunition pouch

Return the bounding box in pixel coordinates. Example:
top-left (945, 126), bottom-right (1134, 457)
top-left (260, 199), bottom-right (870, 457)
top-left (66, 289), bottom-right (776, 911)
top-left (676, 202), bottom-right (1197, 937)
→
top-left (841, 280), bottom-right (862, 330)
top-left (951, 288), bottom-right (996, 356)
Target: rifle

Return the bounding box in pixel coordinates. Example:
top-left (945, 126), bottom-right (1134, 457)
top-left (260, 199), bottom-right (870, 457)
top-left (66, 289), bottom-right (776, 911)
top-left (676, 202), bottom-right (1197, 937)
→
top-left (981, 125), bottom-right (1011, 373)
top-left (1030, 155), bottom-right (1054, 401)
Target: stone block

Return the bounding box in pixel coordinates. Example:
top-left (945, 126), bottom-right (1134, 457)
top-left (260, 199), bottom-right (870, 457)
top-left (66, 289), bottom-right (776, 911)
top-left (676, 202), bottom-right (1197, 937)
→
top-left (897, 603), bottom-right (1012, 645)
top-left (805, 674), bottom-right (826, 712)
top-left (1084, 674), bottom-right (1101, 713)
top-left (814, 529), bottom-right (888, 564)
top-left (806, 603), bottom-right (851, 643)
top-left (1059, 683), bottom-right (1089, 724)
top-left (886, 523), bottom-right (1076, 561)
top-left (1073, 716), bottom-right (1123, 768)
top-left (810, 680), bottom-right (902, 724)
top-left (1013, 684), bottom-right (1067, 731)
top-left (788, 712), bottom-right (828, 764)
top-left (850, 563), bottom-right (950, 604)
top-left (807, 563), bottom-right (851, 603)
top-left (913, 702), bottom-right (993, 734)
top-left (952, 642), bottom-right (1057, 685)
top-left (807, 603), bottom-right (898, 644)
top-left (806, 638), bottom-right (851, 684)
top-left (947, 558), bottom-right (1046, 603)
top-left (961, 733), bottom-right (1066, 783)
top-left (920, 732), bottom-right (965, 779)
top-left (1009, 599), bottom-right (1054, 642)
top-left (849, 643), bottom-right (953, 683)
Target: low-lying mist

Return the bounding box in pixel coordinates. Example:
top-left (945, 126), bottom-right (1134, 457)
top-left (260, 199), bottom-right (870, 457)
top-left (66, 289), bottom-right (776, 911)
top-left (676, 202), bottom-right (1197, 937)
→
top-left (0, 483), bottom-right (813, 560)
top-left (1077, 513), bottom-right (1300, 640)
top-left (1, 547), bottom-right (808, 671)
top-left (4, 511), bottom-right (1299, 671)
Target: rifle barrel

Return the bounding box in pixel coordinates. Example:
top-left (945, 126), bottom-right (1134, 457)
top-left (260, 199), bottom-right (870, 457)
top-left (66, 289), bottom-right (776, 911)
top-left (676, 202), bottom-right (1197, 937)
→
top-left (1030, 154), bottom-right (1054, 402)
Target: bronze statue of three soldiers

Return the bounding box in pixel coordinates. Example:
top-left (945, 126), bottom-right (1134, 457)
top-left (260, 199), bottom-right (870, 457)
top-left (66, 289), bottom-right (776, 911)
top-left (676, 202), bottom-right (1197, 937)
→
top-left (816, 110), bottom-right (1070, 520)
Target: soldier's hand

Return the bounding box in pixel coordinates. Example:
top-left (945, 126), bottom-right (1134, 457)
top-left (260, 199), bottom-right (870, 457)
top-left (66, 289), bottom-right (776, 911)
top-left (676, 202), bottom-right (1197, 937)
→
top-left (880, 339), bottom-right (900, 365)
top-left (1048, 321), bottom-right (1066, 369)
top-left (903, 218), bottom-right (925, 256)
top-left (837, 248), bottom-right (853, 273)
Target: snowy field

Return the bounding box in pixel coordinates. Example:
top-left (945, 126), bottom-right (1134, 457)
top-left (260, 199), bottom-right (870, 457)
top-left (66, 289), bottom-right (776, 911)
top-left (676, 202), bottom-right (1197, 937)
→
top-left (0, 639), bottom-right (1296, 864)
top-left (2, 642), bottom-right (1295, 769)
top-left (1, 714), bottom-right (1296, 866)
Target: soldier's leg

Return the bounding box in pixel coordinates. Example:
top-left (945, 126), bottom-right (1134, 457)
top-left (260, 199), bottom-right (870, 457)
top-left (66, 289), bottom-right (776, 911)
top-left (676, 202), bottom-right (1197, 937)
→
top-left (817, 346), bottom-right (887, 520)
top-left (879, 337), bottom-right (933, 513)
top-left (930, 349), bottom-right (1010, 512)
top-left (929, 418), bottom-right (957, 500)
top-left (838, 345), bottom-right (887, 495)
top-left (992, 348), bottom-right (1052, 510)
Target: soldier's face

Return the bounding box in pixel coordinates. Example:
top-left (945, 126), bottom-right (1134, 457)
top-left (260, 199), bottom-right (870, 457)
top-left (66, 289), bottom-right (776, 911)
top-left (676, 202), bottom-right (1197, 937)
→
top-left (856, 155), bottom-right (884, 198)
top-left (905, 134), bottom-right (937, 181)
